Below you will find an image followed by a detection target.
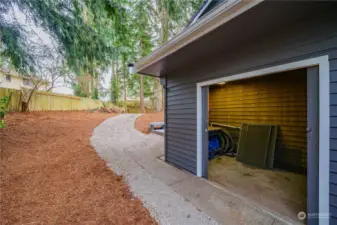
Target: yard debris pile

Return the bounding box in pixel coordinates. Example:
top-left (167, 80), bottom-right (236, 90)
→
top-left (86, 105), bottom-right (125, 114)
top-left (0, 112), bottom-right (157, 225)
top-left (99, 106), bottom-right (125, 114)
top-left (135, 112), bottom-right (164, 134)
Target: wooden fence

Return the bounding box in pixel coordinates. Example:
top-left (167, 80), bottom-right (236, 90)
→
top-left (0, 88), bottom-right (115, 112)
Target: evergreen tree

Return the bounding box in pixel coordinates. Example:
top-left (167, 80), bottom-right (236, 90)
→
top-left (1, 0), bottom-right (203, 110)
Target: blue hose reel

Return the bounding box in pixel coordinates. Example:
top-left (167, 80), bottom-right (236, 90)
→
top-left (208, 135), bottom-right (220, 160)
top-left (208, 128), bottom-right (236, 160)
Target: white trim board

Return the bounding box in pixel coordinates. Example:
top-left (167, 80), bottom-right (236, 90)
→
top-left (196, 55), bottom-right (330, 225)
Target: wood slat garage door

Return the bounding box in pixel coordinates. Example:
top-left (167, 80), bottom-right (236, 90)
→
top-left (209, 69), bottom-right (307, 173)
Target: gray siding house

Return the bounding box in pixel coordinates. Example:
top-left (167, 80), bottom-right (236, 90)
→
top-left (135, 1), bottom-right (337, 224)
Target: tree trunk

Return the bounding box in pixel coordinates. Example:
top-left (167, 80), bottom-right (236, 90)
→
top-left (140, 75), bottom-right (145, 113)
top-left (123, 61), bottom-right (127, 112)
top-left (21, 79), bottom-right (41, 112)
top-left (92, 74), bottom-right (99, 99)
top-left (160, 8), bottom-right (169, 45)
top-left (154, 78), bottom-right (162, 112)
top-left (115, 60), bottom-right (119, 102)
top-left (110, 61), bottom-right (116, 103)
top-left (153, 5), bottom-right (169, 112)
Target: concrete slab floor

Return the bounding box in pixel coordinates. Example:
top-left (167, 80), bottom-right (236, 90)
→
top-left (209, 156), bottom-right (306, 224)
top-left (170, 174), bottom-right (278, 225)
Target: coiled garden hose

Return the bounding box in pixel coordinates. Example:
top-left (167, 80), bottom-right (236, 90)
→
top-left (220, 128), bottom-right (236, 154)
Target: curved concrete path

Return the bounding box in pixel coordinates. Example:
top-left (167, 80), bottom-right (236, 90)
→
top-left (91, 114), bottom-right (289, 225)
top-left (91, 114), bottom-right (218, 225)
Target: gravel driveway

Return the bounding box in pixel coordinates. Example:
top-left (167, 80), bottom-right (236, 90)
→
top-left (91, 114), bottom-right (218, 225)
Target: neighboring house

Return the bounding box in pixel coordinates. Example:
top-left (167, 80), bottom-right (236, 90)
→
top-left (0, 69), bottom-right (49, 91)
top-left (136, 0), bottom-right (337, 224)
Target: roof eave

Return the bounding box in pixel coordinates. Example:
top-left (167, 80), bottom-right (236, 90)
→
top-left (135, 0), bottom-right (264, 76)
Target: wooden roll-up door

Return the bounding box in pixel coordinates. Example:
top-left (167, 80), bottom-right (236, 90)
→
top-left (209, 69), bottom-right (307, 173)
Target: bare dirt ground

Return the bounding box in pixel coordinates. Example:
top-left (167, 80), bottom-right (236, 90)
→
top-left (0, 112), bottom-right (156, 225)
top-left (135, 112), bottom-right (164, 134)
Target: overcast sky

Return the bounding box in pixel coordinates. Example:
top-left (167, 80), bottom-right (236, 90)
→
top-left (8, 5), bottom-right (111, 97)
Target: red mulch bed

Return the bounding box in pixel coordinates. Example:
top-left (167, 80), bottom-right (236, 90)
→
top-left (135, 112), bottom-right (164, 134)
top-left (0, 111), bottom-right (157, 225)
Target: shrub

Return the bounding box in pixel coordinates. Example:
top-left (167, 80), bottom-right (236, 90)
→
top-left (0, 96), bottom-right (9, 128)
top-left (92, 88), bottom-right (99, 100)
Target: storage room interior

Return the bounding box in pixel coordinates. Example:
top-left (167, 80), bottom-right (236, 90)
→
top-left (207, 69), bottom-right (308, 222)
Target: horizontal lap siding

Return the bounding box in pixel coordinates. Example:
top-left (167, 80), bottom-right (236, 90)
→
top-left (166, 83), bottom-right (197, 173)
top-left (209, 70), bottom-right (307, 173)
top-left (165, 6), bottom-right (337, 216)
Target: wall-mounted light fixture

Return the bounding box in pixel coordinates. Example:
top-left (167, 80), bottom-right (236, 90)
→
top-left (128, 63), bottom-right (135, 74)
top-left (159, 77), bottom-right (167, 89)
top-left (218, 82), bottom-right (226, 85)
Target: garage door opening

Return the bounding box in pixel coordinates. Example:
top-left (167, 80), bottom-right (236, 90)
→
top-left (203, 68), bottom-right (317, 223)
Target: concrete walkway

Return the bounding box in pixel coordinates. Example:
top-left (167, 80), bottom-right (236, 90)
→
top-left (90, 114), bottom-right (288, 225)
